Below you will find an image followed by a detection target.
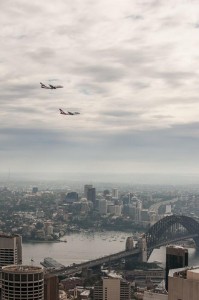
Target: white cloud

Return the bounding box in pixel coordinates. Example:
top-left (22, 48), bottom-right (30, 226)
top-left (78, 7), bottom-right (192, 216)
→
top-left (1, 0), bottom-right (199, 178)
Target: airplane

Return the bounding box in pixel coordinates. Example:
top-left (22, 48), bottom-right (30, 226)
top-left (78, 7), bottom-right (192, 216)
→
top-left (40, 82), bottom-right (63, 89)
top-left (59, 109), bottom-right (80, 115)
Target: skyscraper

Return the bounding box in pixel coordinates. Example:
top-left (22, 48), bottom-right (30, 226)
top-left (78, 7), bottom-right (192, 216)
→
top-left (112, 188), bottom-right (119, 199)
top-left (1, 265), bottom-right (44, 300)
top-left (0, 234), bottom-right (22, 267)
top-left (87, 187), bottom-right (96, 204)
top-left (165, 245), bottom-right (188, 291)
top-left (84, 184), bottom-right (93, 198)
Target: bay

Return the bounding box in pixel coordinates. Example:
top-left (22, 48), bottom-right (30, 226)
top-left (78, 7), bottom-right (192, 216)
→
top-left (22, 232), bottom-right (199, 268)
top-left (22, 231), bottom-right (131, 266)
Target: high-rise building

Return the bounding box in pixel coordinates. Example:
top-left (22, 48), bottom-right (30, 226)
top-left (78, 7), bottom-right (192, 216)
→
top-left (112, 188), bottom-right (118, 199)
top-left (165, 246), bottom-right (188, 291)
top-left (98, 199), bottom-right (107, 215)
top-left (168, 266), bottom-right (199, 300)
top-left (65, 192), bottom-right (78, 203)
top-left (87, 187), bottom-right (96, 204)
top-left (44, 273), bottom-right (59, 300)
top-left (32, 187), bottom-right (38, 194)
top-left (94, 273), bottom-right (131, 300)
top-left (0, 234), bottom-right (22, 267)
top-left (1, 265), bottom-right (44, 300)
top-left (84, 184), bottom-right (93, 198)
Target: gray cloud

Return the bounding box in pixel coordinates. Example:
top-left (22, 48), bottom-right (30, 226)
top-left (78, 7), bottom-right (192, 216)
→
top-left (1, 0), bottom-right (199, 177)
top-left (74, 65), bottom-right (127, 83)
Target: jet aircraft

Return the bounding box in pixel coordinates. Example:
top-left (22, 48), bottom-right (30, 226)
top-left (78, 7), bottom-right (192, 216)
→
top-left (40, 82), bottom-right (63, 89)
top-left (59, 109), bottom-right (80, 115)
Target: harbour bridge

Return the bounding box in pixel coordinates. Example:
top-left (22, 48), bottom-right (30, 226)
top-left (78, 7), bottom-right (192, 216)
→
top-left (50, 215), bottom-right (199, 277)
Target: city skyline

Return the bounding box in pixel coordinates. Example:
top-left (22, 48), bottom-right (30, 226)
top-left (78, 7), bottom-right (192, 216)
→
top-left (1, 1), bottom-right (199, 181)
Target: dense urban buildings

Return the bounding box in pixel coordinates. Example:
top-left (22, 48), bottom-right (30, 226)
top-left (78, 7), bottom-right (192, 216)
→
top-left (0, 181), bottom-right (199, 298)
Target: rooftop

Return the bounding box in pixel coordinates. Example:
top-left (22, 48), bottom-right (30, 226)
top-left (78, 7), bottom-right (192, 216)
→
top-left (2, 265), bottom-right (43, 273)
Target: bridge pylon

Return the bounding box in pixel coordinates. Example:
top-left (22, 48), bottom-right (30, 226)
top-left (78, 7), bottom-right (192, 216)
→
top-left (138, 235), bottom-right (147, 262)
top-left (126, 237), bottom-right (134, 251)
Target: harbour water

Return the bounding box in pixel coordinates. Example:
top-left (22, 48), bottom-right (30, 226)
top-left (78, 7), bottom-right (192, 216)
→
top-left (22, 231), bottom-right (199, 267)
top-left (22, 231), bottom-right (131, 266)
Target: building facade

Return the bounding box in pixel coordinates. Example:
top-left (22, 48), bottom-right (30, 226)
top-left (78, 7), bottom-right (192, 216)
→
top-left (0, 234), bottom-right (22, 267)
top-left (94, 274), bottom-right (131, 300)
top-left (168, 267), bottom-right (199, 300)
top-left (44, 273), bottom-right (59, 300)
top-left (1, 265), bottom-right (44, 300)
top-left (84, 185), bottom-right (93, 198)
top-left (165, 246), bottom-right (188, 290)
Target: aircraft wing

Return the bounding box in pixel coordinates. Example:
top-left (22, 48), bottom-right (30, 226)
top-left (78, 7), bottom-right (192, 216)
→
top-left (59, 109), bottom-right (67, 114)
top-left (40, 82), bottom-right (50, 89)
top-left (49, 84), bottom-right (56, 89)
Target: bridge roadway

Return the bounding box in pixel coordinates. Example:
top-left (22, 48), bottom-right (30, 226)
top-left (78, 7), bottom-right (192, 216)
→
top-left (50, 248), bottom-right (140, 277)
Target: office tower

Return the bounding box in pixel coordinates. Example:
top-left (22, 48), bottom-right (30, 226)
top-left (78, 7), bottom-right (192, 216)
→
top-left (0, 234), bottom-right (22, 266)
top-left (112, 188), bottom-right (118, 199)
top-left (44, 273), bottom-right (59, 300)
top-left (98, 199), bottom-right (107, 215)
top-left (165, 245), bottom-right (188, 291)
top-left (65, 192), bottom-right (78, 203)
top-left (129, 197), bottom-right (142, 222)
top-left (32, 187), bottom-right (38, 194)
top-left (87, 187), bottom-right (96, 203)
top-left (1, 265), bottom-right (44, 300)
top-left (94, 274), bottom-right (131, 300)
top-left (168, 266), bottom-right (199, 300)
top-left (84, 184), bottom-right (93, 198)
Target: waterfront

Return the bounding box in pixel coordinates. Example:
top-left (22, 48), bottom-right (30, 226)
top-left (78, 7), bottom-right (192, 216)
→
top-left (23, 231), bottom-right (131, 266)
top-left (23, 231), bottom-right (199, 267)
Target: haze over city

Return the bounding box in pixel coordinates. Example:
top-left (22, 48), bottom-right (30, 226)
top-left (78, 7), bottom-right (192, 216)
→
top-left (1, 0), bottom-right (199, 183)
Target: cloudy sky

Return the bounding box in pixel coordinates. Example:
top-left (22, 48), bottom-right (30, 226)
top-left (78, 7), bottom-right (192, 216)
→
top-left (1, 0), bottom-right (199, 182)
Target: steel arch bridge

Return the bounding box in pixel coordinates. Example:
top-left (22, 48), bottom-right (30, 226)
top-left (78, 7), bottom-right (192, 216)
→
top-left (145, 215), bottom-right (199, 258)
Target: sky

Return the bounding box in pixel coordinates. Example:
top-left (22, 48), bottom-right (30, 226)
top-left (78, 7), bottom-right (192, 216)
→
top-left (1, 0), bottom-right (199, 183)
